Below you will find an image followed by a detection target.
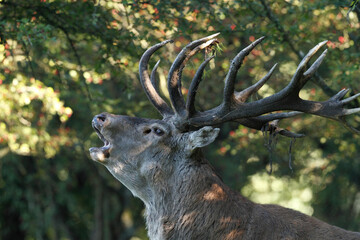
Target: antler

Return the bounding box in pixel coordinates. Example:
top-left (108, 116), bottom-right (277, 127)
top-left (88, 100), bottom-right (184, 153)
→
top-left (139, 40), bottom-right (174, 117)
top-left (139, 34), bottom-right (360, 136)
top-left (139, 34), bottom-right (219, 119)
top-left (167, 33), bottom-right (220, 118)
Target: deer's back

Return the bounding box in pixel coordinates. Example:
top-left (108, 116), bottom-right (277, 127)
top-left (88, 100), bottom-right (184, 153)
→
top-left (242, 203), bottom-right (360, 240)
top-left (162, 188), bottom-right (360, 240)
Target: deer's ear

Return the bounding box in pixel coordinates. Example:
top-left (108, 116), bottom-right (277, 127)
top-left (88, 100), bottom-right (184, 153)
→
top-left (188, 126), bottom-right (220, 151)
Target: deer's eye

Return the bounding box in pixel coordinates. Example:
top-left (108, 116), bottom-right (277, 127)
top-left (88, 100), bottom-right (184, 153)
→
top-left (143, 128), bottom-right (152, 135)
top-left (154, 128), bottom-right (164, 136)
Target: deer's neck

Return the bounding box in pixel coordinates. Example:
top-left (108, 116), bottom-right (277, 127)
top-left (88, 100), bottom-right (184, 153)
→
top-left (144, 152), bottom-right (254, 240)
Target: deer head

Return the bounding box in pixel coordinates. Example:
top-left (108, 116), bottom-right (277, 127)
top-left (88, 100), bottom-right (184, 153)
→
top-left (89, 34), bottom-right (360, 239)
top-left (89, 113), bottom-right (219, 203)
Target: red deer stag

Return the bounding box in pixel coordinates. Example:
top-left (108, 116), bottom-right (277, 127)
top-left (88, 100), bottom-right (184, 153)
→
top-left (89, 33), bottom-right (360, 240)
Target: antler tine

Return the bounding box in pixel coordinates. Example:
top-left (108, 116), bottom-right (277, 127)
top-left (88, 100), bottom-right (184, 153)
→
top-left (186, 56), bottom-right (215, 116)
top-left (167, 33), bottom-right (220, 117)
top-left (344, 107), bottom-right (360, 115)
top-left (342, 92), bottom-right (360, 104)
top-left (139, 40), bottom-right (174, 117)
top-left (288, 40), bottom-right (328, 91)
top-left (150, 60), bottom-right (161, 93)
top-left (222, 36), bottom-right (266, 110)
top-left (235, 63), bottom-right (278, 103)
top-left (332, 88), bottom-right (350, 100)
top-left (303, 50), bottom-right (327, 77)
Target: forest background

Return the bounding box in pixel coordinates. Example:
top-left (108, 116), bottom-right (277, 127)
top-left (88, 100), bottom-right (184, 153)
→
top-left (0, 0), bottom-right (360, 239)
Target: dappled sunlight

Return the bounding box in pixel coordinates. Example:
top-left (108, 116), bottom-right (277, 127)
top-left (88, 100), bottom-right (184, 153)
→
top-left (279, 61), bottom-right (298, 77)
top-left (225, 229), bottom-right (244, 240)
top-left (242, 173), bottom-right (314, 216)
top-left (203, 183), bottom-right (226, 201)
top-left (257, 83), bottom-right (275, 98)
top-left (307, 150), bottom-right (329, 171)
top-left (179, 212), bottom-right (196, 227)
top-left (0, 76), bottom-right (74, 158)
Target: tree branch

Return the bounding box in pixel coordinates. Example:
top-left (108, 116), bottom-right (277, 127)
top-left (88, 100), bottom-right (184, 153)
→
top-left (63, 30), bottom-right (93, 101)
top-left (36, 6), bottom-right (93, 101)
top-left (21, 40), bottom-right (36, 79)
top-left (258, 0), bottom-right (338, 97)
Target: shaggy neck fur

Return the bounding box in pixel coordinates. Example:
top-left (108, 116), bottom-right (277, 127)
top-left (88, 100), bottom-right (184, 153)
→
top-left (142, 151), bottom-right (360, 240)
top-left (144, 151), bottom-right (254, 240)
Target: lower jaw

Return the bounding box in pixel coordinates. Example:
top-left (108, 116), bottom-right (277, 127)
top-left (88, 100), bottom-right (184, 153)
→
top-left (89, 146), bottom-right (110, 163)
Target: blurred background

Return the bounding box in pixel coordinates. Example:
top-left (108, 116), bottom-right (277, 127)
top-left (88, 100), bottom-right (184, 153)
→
top-left (0, 0), bottom-right (359, 239)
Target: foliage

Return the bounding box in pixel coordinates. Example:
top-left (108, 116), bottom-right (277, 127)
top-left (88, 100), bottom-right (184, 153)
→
top-left (0, 0), bottom-right (359, 239)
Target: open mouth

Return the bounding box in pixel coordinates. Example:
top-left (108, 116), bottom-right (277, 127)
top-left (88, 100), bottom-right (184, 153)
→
top-left (89, 122), bottom-right (111, 162)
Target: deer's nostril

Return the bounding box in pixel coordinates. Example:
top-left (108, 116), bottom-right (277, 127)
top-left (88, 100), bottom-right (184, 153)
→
top-left (97, 114), bottom-right (106, 123)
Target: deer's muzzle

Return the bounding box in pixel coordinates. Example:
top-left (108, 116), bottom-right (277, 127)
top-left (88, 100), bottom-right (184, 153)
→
top-left (89, 114), bottom-right (111, 163)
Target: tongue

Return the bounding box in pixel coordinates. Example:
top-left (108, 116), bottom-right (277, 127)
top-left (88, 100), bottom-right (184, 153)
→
top-left (101, 144), bottom-right (110, 158)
